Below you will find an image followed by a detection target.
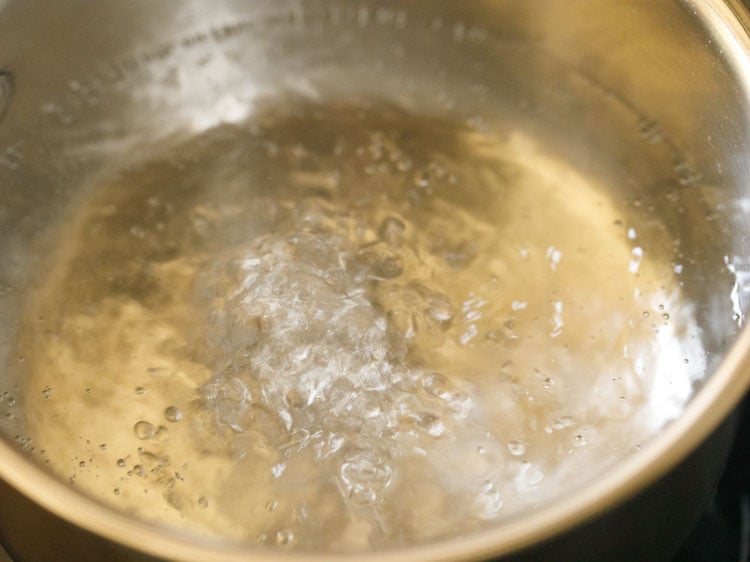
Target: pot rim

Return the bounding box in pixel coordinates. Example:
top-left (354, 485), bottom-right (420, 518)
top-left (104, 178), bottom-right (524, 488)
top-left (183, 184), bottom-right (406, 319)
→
top-left (1, 1), bottom-right (750, 560)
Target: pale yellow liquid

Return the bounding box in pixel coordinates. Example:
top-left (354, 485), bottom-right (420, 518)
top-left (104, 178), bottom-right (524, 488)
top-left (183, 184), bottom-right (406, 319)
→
top-left (18, 101), bottom-right (705, 551)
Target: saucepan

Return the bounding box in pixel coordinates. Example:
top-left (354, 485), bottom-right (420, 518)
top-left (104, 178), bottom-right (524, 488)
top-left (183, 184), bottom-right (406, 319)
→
top-left (0, 1), bottom-right (749, 561)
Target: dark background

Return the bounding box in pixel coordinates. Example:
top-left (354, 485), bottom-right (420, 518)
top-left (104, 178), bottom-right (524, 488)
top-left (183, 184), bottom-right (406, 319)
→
top-left (673, 396), bottom-right (749, 562)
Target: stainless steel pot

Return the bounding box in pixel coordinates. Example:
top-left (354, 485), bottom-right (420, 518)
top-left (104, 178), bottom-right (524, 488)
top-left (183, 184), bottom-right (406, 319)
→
top-left (0, 1), bottom-right (750, 561)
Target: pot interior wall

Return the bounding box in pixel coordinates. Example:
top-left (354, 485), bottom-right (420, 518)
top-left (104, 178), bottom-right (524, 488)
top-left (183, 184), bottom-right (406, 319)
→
top-left (0, 0), bottom-right (747, 559)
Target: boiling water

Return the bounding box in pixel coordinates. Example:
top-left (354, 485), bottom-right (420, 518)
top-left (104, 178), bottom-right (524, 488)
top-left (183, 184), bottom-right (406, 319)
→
top-left (17, 101), bottom-right (705, 551)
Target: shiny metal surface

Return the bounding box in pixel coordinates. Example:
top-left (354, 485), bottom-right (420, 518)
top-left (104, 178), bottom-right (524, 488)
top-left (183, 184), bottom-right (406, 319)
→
top-left (0, 1), bottom-right (749, 560)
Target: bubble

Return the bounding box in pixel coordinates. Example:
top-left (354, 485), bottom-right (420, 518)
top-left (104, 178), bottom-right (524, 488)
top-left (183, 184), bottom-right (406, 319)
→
top-left (378, 216), bottom-right (406, 246)
top-left (501, 318), bottom-right (519, 340)
top-left (574, 434), bottom-right (587, 447)
top-left (202, 376), bottom-right (251, 432)
top-left (507, 440), bottom-right (527, 456)
top-left (116, 458), bottom-right (127, 468)
top-left (546, 246), bottom-right (562, 271)
top-left (164, 406), bottom-right (183, 423)
top-left (275, 530), bottom-right (294, 546)
top-left (285, 389), bottom-right (305, 409)
top-left (428, 293), bottom-right (454, 324)
top-left (421, 372), bottom-right (453, 401)
top-left (284, 429), bottom-right (309, 453)
top-left (113, 488), bottom-right (120, 496)
top-left (412, 168), bottom-right (431, 188)
top-left (355, 244), bottom-right (404, 279)
top-left (134, 386), bottom-right (146, 395)
top-left (417, 413), bottom-right (445, 437)
top-left (133, 421), bottom-right (156, 440)
top-left (340, 451), bottom-right (392, 507)
top-left (395, 157), bottom-right (413, 172)
top-left (638, 118), bottom-right (663, 144)
top-left (516, 462), bottom-right (544, 489)
top-left (41, 386), bottom-right (52, 400)
top-left (477, 480), bottom-right (503, 519)
top-left (79, 461), bottom-right (86, 468)
top-left (374, 254), bottom-right (404, 279)
top-left (443, 240), bottom-right (477, 270)
top-left (673, 160), bottom-right (703, 186)
top-left (132, 464), bottom-right (145, 477)
top-left (551, 416), bottom-right (575, 430)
